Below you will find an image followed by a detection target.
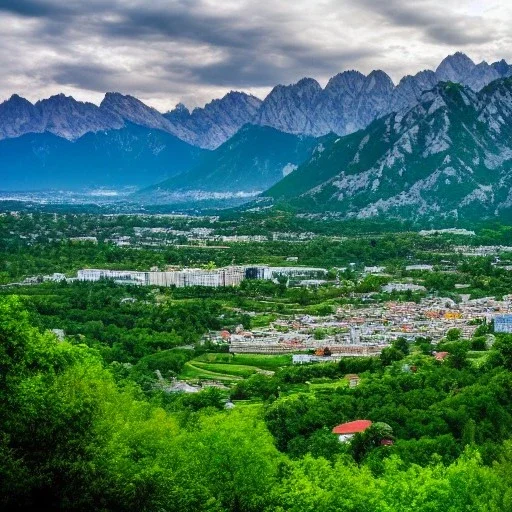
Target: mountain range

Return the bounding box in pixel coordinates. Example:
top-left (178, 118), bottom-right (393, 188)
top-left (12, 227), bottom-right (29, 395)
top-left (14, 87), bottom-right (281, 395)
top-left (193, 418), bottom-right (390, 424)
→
top-left (0, 123), bottom-right (204, 190)
top-left (253, 52), bottom-right (512, 138)
top-left (2, 52), bottom-right (511, 151)
top-left (265, 78), bottom-right (512, 221)
top-left (3, 51), bottom-right (512, 221)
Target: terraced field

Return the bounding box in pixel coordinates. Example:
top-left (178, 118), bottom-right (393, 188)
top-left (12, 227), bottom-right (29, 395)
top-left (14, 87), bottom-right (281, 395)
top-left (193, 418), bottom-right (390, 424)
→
top-left (179, 353), bottom-right (293, 381)
top-left (194, 353), bottom-right (291, 370)
top-left (179, 362), bottom-right (241, 381)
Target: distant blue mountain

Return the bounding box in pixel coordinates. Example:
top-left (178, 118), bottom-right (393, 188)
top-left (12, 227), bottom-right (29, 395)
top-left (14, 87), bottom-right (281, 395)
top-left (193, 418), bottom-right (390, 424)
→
top-left (0, 123), bottom-right (205, 191)
top-left (137, 124), bottom-right (320, 202)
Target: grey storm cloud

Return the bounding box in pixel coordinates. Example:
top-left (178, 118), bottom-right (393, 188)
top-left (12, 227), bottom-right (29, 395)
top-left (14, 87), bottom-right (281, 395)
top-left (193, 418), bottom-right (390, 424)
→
top-left (0, 0), bottom-right (70, 17)
top-left (0, 0), bottom-right (510, 110)
top-left (354, 0), bottom-right (495, 45)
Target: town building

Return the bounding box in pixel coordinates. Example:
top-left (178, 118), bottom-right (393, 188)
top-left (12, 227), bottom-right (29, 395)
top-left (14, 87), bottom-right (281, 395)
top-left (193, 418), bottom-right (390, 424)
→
top-left (332, 420), bottom-right (372, 443)
top-left (78, 269), bottom-right (149, 285)
top-left (78, 266), bottom-right (245, 288)
top-left (382, 283), bottom-right (427, 293)
top-left (406, 264), bottom-right (433, 271)
top-left (494, 314), bottom-right (512, 333)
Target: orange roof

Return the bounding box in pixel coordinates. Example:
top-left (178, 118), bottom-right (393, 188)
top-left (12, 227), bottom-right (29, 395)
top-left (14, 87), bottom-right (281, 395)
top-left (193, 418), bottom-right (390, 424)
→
top-left (332, 420), bottom-right (372, 435)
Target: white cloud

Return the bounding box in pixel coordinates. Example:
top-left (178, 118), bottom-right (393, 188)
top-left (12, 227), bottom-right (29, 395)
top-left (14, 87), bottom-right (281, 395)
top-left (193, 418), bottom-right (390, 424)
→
top-left (0, 0), bottom-right (511, 111)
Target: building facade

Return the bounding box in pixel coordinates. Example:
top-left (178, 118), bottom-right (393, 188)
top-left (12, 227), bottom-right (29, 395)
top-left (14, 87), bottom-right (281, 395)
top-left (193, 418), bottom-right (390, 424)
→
top-left (79, 266), bottom-right (245, 288)
top-left (494, 314), bottom-right (512, 333)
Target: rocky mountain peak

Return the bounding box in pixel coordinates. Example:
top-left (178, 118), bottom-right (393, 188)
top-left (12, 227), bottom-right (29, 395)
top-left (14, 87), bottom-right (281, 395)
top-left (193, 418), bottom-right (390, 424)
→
top-left (436, 52), bottom-right (475, 82)
top-left (324, 70), bottom-right (366, 96)
top-left (44, 92), bottom-right (70, 102)
top-left (101, 92), bottom-right (142, 110)
top-left (165, 103), bottom-right (191, 124)
top-left (100, 92), bottom-right (196, 143)
top-left (255, 78), bottom-right (323, 135)
top-left (267, 78), bottom-right (322, 99)
top-left (200, 90), bottom-right (261, 114)
top-left (35, 93), bottom-right (123, 140)
top-left (295, 77), bottom-right (322, 89)
top-left (365, 70), bottom-right (394, 91)
top-left (7, 93), bottom-right (31, 105)
top-left (173, 102), bottom-right (189, 112)
top-left (0, 94), bottom-right (43, 139)
top-left (162, 91), bottom-right (262, 149)
top-left (492, 59), bottom-right (512, 77)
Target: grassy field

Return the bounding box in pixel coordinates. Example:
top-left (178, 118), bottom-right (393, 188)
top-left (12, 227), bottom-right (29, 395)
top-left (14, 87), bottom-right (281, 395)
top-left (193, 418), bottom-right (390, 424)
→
top-left (179, 353), bottom-right (293, 382)
top-left (179, 362), bottom-right (243, 381)
top-left (194, 352), bottom-right (292, 370)
top-left (193, 362), bottom-right (259, 378)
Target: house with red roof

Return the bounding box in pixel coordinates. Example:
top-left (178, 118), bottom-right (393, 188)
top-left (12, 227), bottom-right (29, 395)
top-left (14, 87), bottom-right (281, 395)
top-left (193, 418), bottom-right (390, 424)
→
top-left (434, 351), bottom-right (449, 361)
top-left (332, 420), bottom-right (372, 443)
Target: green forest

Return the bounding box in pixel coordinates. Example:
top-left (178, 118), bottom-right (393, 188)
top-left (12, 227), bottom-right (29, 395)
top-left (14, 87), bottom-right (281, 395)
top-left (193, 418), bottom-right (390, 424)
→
top-left (3, 211), bottom-right (512, 510)
top-left (3, 296), bottom-right (512, 511)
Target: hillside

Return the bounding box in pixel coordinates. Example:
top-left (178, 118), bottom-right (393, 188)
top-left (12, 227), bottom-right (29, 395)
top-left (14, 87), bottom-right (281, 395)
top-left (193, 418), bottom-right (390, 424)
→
top-left (138, 124), bottom-right (320, 201)
top-left (264, 78), bottom-right (512, 222)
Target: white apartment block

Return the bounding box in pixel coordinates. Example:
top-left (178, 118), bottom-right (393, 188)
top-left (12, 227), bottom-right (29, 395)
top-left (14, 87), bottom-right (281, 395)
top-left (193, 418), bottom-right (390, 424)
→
top-left (79, 266), bottom-right (245, 288)
top-left (78, 269), bottom-right (148, 285)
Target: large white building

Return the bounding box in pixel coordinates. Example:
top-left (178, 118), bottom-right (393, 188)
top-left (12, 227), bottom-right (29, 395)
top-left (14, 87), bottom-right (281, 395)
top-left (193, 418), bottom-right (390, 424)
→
top-left (77, 265), bottom-right (328, 288)
top-left (244, 266), bottom-right (328, 280)
top-left (78, 266), bottom-right (245, 288)
top-left (77, 269), bottom-right (148, 285)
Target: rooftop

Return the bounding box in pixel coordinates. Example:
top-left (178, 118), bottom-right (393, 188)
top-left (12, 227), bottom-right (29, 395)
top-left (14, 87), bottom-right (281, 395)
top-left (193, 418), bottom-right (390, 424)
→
top-left (332, 420), bottom-right (372, 435)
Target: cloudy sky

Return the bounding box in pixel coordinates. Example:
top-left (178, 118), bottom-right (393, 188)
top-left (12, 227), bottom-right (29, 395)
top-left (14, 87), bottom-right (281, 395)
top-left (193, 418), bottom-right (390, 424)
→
top-left (0, 0), bottom-right (510, 112)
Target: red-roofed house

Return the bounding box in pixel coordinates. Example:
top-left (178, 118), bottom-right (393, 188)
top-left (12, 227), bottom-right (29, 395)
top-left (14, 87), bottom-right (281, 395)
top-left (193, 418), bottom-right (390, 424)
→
top-left (332, 420), bottom-right (372, 443)
top-left (434, 351), bottom-right (449, 361)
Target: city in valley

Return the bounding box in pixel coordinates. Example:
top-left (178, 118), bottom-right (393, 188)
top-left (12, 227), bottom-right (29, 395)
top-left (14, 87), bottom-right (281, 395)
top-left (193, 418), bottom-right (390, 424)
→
top-left (10, 261), bottom-right (511, 360)
top-left (5, 0), bottom-right (512, 508)
top-left (3, 209), bottom-right (512, 376)
top-left (3, 206), bottom-right (512, 509)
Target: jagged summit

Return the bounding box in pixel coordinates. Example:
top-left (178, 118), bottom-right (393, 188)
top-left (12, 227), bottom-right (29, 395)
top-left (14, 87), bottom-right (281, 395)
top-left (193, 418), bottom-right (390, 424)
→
top-left (2, 52), bottom-right (512, 148)
top-left (436, 52), bottom-right (476, 81)
top-left (8, 93), bottom-right (31, 104)
top-left (492, 59), bottom-right (511, 76)
top-left (365, 70), bottom-right (394, 88)
top-left (325, 70), bottom-right (365, 93)
top-left (100, 92), bottom-right (196, 143)
top-left (266, 77), bottom-right (512, 221)
top-left (165, 103), bottom-right (191, 125)
top-left (163, 90), bottom-right (262, 149)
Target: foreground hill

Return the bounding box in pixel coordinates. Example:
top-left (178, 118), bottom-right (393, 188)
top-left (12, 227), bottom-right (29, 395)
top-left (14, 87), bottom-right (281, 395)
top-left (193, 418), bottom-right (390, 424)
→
top-left (265, 78), bottom-right (512, 221)
top-left (0, 123), bottom-right (205, 190)
top-left (138, 125), bottom-right (319, 201)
